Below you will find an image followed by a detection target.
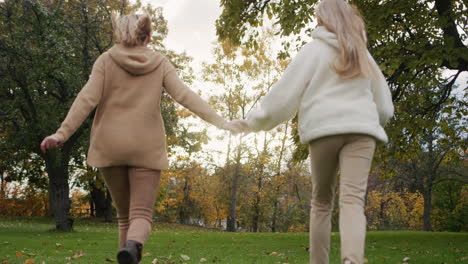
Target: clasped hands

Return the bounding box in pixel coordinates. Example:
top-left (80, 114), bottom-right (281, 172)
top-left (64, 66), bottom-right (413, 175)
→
top-left (222, 120), bottom-right (251, 135)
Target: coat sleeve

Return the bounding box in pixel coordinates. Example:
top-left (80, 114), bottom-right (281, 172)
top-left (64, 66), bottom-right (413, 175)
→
top-left (162, 59), bottom-right (226, 129)
top-left (54, 54), bottom-right (105, 142)
top-left (369, 55), bottom-right (394, 126)
top-left (246, 45), bottom-right (313, 132)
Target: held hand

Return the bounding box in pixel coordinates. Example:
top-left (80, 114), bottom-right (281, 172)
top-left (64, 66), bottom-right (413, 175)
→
top-left (223, 120), bottom-right (251, 135)
top-left (40, 135), bottom-right (62, 153)
top-left (234, 120), bottom-right (251, 135)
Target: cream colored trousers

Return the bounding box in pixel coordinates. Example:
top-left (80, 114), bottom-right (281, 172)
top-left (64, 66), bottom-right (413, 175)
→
top-left (100, 166), bottom-right (161, 248)
top-left (308, 134), bottom-right (376, 264)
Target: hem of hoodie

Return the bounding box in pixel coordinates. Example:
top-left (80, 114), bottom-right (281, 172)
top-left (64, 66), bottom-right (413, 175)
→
top-left (299, 124), bottom-right (388, 144)
top-left (86, 157), bottom-right (169, 171)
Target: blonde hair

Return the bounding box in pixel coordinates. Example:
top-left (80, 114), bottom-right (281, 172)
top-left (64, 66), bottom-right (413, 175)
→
top-left (113, 13), bottom-right (152, 47)
top-left (316, 0), bottom-right (378, 79)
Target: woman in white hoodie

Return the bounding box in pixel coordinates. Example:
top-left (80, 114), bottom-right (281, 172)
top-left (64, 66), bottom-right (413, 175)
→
top-left (239, 0), bottom-right (394, 263)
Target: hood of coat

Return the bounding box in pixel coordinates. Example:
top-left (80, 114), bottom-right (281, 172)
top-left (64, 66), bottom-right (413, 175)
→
top-left (311, 26), bottom-right (339, 50)
top-left (108, 44), bottom-right (164, 75)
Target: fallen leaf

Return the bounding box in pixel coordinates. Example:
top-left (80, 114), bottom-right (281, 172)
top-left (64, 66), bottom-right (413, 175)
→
top-left (24, 259), bottom-right (35, 264)
top-left (2, 261), bottom-right (11, 264)
top-left (16, 252), bottom-right (23, 258)
top-left (55, 243), bottom-right (62, 248)
top-left (105, 258), bottom-right (115, 262)
top-left (364, 258), bottom-right (368, 263)
top-left (200, 258), bottom-right (207, 263)
top-left (42, 242), bottom-right (49, 245)
top-left (180, 254), bottom-right (190, 261)
top-left (65, 257), bottom-right (71, 261)
top-left (403, 257), bottom-right (411, 262)
top-left (270, 252), bottom-right (278, 256)
top-left (151, 258), bottom-right (158, 264)
top-left (143, 252), bottom-right (151, 257)
top-left (73, 252), bottom-right (85, 258)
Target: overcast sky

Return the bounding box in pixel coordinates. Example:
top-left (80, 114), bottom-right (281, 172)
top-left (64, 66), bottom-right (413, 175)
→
top-left (140, 0), bottom-right (222, 69)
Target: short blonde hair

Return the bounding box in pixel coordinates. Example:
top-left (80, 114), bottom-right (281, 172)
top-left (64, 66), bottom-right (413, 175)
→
top-left (113, 13), bottom-right (152, 47)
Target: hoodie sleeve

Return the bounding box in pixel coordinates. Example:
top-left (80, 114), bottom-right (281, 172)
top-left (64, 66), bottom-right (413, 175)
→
top-left (246, 45), bottom-right (312, 132)
top-left (53, 54), bottom-right (106, 143)
top-left (369, 55), bottom-right (394, 126)
top-left (162, 59), bottom-right (226, 129)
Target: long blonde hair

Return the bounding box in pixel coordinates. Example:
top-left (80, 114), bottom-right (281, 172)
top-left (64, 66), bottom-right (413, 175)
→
top-left (316, 0), bottom-right (378, 79)
top-left (112, 13), bottom-right (152, 47)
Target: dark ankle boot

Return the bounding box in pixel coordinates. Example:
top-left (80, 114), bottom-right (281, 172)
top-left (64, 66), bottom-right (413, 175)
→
top-left (117, 240), bottom-right (143, 264)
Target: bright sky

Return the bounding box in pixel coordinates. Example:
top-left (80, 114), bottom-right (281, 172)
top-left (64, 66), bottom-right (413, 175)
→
top-left (141, 0), bottom-right (222, 71)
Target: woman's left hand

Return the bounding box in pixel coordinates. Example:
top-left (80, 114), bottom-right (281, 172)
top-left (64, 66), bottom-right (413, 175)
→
top-left (223, 120), bottom-right (251, 135)
top-left (40, 135), bottom-right (62, 153)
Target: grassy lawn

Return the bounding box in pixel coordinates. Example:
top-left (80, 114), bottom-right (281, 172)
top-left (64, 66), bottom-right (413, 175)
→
top-left (0, 217), bottom-right (466, 264)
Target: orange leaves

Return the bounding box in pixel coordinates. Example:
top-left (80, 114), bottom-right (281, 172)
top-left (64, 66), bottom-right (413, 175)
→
top-left (177, 108), bottom-right (193, 119)
top-left (72, 251), bottom-right (85, 258)
top-left (13, 252), bottom-right (35, 264)
top-left (0, 184), bottom-right (48, 217)
top-left (366, 189), bottom-right (424, 230)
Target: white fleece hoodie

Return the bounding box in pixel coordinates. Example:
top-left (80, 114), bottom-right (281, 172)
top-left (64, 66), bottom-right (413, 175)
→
top-left (246, 26), bottom-right (394, 143)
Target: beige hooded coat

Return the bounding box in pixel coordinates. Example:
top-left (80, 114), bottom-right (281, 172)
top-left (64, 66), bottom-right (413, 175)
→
top-left (54, 44), bottom-right (225, 170)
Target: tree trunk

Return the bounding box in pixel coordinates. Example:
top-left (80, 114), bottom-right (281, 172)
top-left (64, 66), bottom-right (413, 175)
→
top-left (227, 136), bottom-right (243, 232)
top-left (0, 170), bottom-right (4, 196)
top-left (422, 131), bottom-right (435, 231)
top-left (423, 189), bottom-right (433, 231)
top-left (48, 180), bottom-right (56, 217)
top-left (179, 174), bottom-right (192, 225)
top-left (90, 197), bottom-right (95, 217)
top-left (90, 186), bottom-right (105, 218)
top-left (271, 199), bottom-right (279, 232)
top-left (252, 132), bottom-right (268, 232)
top-left (252, 179), bottom-right (261, 232)
top-left (104, 189), bottom-right (113, 222)
top-left (90, 181), bottom-right (113, 222)
top-left (45, 151), bottom-right (73, 231)
top-left (270, 123), bottom-right (288, 232)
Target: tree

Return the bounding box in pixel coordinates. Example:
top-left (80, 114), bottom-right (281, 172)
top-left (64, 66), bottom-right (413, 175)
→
top-left (0, 0), bottom-right (112, 230)
top-left (0, 0), bottom-right (189, 230)
top-left (217, 0), bottom-right (467, 92)
top-left (391, 100), bottom-right (467, 230)
top-left (216, 0), bottom-right (467, 154)
top-left (202, 30), bottom-right (294, 232)
top-left (202, 40), bottom-right (253, 231)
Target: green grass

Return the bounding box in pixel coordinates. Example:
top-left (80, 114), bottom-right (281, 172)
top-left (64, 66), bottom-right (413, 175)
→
top-left (0, 217), bottom-right (466, 264)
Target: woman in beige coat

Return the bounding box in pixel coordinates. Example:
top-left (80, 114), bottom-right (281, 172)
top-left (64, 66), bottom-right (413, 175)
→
top-left (40, 14), bottom-right (242, 264)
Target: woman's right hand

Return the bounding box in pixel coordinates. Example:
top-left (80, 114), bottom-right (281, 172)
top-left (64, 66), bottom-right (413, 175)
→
top-left (40, 135), bottom-right (62, 153)
top-left (223, 120), bottom-right (251, 135)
